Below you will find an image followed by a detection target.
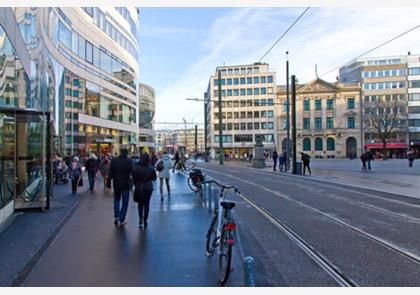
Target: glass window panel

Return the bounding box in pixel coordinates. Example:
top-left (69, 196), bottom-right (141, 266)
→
top-left (85, 40), bottom-right (93, 64)
top-left (78, 35), bottom-right (86, 59)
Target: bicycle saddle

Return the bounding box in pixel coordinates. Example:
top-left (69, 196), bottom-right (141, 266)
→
top-left (220, 201), bottom-right (235, 209)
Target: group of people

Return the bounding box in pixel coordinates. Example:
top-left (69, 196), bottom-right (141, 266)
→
top-left (271, 151), bottom-right (311, 175)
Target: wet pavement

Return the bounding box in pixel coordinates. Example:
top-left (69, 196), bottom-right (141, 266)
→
top-left (20, 172), bottom-right (245, 287)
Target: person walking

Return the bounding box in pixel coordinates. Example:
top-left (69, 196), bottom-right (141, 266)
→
top-left (86, 153), bottom-right (99, 191)
top-left (150, 151), bottom-right (158, 166)
top-left (172, 151), bottom-right (180, 173)
top-left (301, 152), bottom-right (311, 175)
top-left (360, 152), bottom-right (367, 171)
top-left (272, 150), bottom-right (278, 171)
top-left (155, 152), bottom-right (173, 201)
top-left (68, 156), bottom-right (82, 194)
top-left (107, 149), bottom-right (133, 226)
top-left (132, 153), bottom-right (157, 228)
top-left (408, 150), bottom-right (415, 167)
top-left (283, 151), bottom-right (288, 171)
top-left (99, 156), bottom-right (111, 188)
top-left (366, 150), bottom-right (374, 170)
top-left (278, 153), bottom-right (285, 172)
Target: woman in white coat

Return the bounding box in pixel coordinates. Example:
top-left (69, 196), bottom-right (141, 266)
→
top-left (155, 152), bottom-right (173, 201)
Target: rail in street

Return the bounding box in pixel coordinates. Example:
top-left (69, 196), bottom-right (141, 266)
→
top-left (201, 161), bottom-right (420, 286)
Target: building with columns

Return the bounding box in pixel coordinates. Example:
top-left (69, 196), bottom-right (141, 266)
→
top-left (276, 78), bottom-right (363, 159)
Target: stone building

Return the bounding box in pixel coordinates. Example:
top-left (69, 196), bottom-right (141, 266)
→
top-left (276, 78), bottom-right (362, 159)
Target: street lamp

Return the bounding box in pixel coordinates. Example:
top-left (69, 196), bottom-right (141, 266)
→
top-left (286, 51), bottom-right (291, 171)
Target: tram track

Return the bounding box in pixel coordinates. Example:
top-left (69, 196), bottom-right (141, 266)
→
top-left (202, 166), bottom-right (420, 286)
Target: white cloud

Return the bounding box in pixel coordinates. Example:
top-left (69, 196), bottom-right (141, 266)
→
top-left (153, 7), bottom-right (420, 126)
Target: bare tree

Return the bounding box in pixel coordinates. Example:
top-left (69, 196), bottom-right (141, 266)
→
top-left (366, 100), bottom-right (399, 160)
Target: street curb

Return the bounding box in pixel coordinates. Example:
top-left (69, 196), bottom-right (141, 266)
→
top-left (8, 189), bottom-right (89, 287)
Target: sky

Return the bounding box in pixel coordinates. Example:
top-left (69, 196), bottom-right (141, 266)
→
top-left (139, 7), bottom-right (420, 130)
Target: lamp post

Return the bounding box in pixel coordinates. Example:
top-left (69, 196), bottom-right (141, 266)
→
top-left (286, 51), bottom-right (290, 170)
top-left (291, 75), bottom-right (297, 174)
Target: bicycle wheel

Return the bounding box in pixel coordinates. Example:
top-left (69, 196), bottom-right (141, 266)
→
top-left (219, 224), bottom-right (234, 285)
top-left (206, 214), bottom-right (218, 256)
top-left (187, 176), bottom-right (199, 192)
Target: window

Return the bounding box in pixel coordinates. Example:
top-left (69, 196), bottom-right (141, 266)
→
top-left (327, 117), bottom-right (334, 129)
top-left (261, 76), bottom-right (266, 83)
top-left (234, 135), bottom-right (253, 142)
top-left (254, 111), bottom-right (260, 118)
top-left (303, 138), bottom-right (311, 151)
top-left (315, 138), bottom-right (323, 151)
top-left (260, 99), bottom-right (266, 106)
top-left (234, 123), bottom-right (239, 130)
top-left (85, 40), bottom-right (93, 64)
top-left (267, 76), bottom-right (273, 83)
top-left (227, 89), bottom-right (233, 96)
top-left (261, 122), bottom-right (267, 129)
top-left (240, 112), bottom-right (246, 119)
top-left (214, 135), bottom-right (232, 143)
top-left (240, 77), bottom-right (246, 84)
top-left (347, 98), bottom-right (355, 109)
top-left (267, 111), bottom-right (273, 118)
top-left (315, 99), bottom-right (321, 110)
top-left (254, 100), bottom-right (260, 106)
top-left (254, 122), bottom-right (260, 129)
top-left (240, 100), bottom-right (246, 107)
top-left (261, 88), bottom-right (267, 95)
top-left (254, 88), bottom-right (260, 95)
top-left (240, 89), bottom-right (246, 96)
top-left (234, 112), bottom-right (239, 119)
top-left (303, 118), bottom-right (310, 129)
top-left (267, 122), bottom-right (274, 129)
top-left (247, 77), bottom-right (252, 84)
top-left (315, 117), bottom-right (322, 129)
top-left (327, 99), bottom-right (333, 110)
top-left (247, 100), bottom-right (253, 107)
top-left (234, 78), bottom-right (239, 85)
top-left (234, 89), bottom-right (239, 96)
top-left (247, 123), bottom-right (253, 130)
top-left (410, 81), bottom-right (420, 88)
top-left (327, 138), bottom-right (335, 151)
top-left (58, 21), bottom-right (72, 49)
top-left (233, 100), bottom-right (239, 107)
top-left (247, 111), bottom-right (253, 118)
top-left (254, 77), bottom-right (260, 83)
top-left (261, 111), bottom-right (266, 118)
top-left (227, 78), bottom-right (232, 85)
top-left (227, 112), bottom-right (233, 119)
top-left (93, 45), bottom-right (99, 67)
top-left (71, 30), bottom-right (78, 53)
top-left (303, 99), bottom-right (310, 111)
top-left (227, 123), bottom-right (232, 130)
top-left (348, 117), bottom-right (355, 129)
top-left (78, 35), bottom-right (86, 59)
top-left (240, 123), bottom-right (246, 130)
top-left (247, 88), bottom-right (252, 95)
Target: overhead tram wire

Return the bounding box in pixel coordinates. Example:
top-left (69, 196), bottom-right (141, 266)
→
top-left (320, 23), bottom-right (420, 78)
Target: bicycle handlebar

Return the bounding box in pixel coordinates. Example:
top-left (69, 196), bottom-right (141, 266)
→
top-left (203, 180), bottom-right (241, 195)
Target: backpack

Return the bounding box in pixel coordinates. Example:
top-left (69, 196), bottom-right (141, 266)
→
top-left (133, 183), bottom-right (146, 203)
top-left (156, 160), bottom-right (164, 172)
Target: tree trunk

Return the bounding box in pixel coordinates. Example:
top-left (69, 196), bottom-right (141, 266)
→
top-left (382, 139), bottom-right (387, 160)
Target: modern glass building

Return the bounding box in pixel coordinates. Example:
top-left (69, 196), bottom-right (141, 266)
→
top-left (0, 7), bottom-right (141, 224)
top-left (138, 82), bottom-right (155, 152)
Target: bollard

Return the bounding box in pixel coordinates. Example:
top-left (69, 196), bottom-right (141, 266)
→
top-left (243, 256), bottom-right (256, 287)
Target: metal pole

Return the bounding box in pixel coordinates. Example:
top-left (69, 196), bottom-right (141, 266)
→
top-left (204, 95), bottom-right (209, 162)
top-left (218, 70), bottom-right (224, 165)
top-left (291, 75), bottom-right (297, 174)
top-left (286, 51), bottom-right (290, 170)
top-left (195, 124), bottom-right (198, 152)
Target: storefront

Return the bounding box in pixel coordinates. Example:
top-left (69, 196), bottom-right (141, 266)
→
top-left (365, 143), bottom-right (408, 158)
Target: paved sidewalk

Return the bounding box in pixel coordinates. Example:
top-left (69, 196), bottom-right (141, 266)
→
top-left (0, 178), bottom-right (87, 286)
top-left (20, 172), bottom-right (245, 287)
top-left (221, 159), bottom-right (420, 199)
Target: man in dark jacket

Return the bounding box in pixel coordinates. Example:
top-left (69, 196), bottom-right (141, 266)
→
top-left (86, 153), bottom-right (98, 191)
top-left (272, 150), bottom-right (278, 171)
top-left (283, 151), bottom-right (288, 171)
top-left (301, 152), bottom-right (311, 175)
top-left (107, 148), bottom-right (133, 226)
top-left (132, 153), bottom-right (157, 228)
top-left (366, 150), bottom-right (374, 170)
top-left (172, 151), bottom-right (180, 173)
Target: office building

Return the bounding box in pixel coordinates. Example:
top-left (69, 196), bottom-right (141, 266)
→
top-left (138, 83), bottom-right (155, 152)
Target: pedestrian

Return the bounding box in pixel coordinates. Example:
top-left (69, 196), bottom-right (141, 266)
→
top-left (132, 153), bottom-right (157, 228)
top-left (366, 150), bottom-right (374, 170)
top-left (301, 152), bottom-right (311, 175)
top-left (360, 152), bottom-right (367, 171)
top-left (283, 151), bottom-right (288, 171)
top-left (86, 153), bottom-right (98, 191)
top-left (64, 152), bottom-right (72, 168)
top-left (272, 150), bottom-right (278, 171)
top-left (107, 148), bottom-right (133, 226)
top-left (150, 151), bottom-right (157, 166)
top-left (99, 156), bottom-right (111, 188)
top-left (408, 150), bottom-right (415, 167)
top-left (172, 151), bottom-right (180, 173)
top-left (155, 151), bottom-right (173, 201)
top-left (68, 156), bottom-right (82, 194)
top-left (278, 153), bottom-right (285, 172)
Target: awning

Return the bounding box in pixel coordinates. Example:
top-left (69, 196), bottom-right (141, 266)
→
top-left (365, 143), bottom-right (408, 149)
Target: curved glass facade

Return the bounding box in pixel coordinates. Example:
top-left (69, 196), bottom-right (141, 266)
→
top-left (12, 7), bottom-right (141, 156)
top-left (138, 83), bottom-right (155, 150)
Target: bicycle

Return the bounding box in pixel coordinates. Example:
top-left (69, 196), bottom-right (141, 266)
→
top-left (187, 163), bottom-right (204, 197)
top-left (204, 180), bottom-right (240, 285)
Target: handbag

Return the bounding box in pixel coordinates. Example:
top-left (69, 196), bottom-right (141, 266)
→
top-left (78, 177), bottom-right (84, 187)
top-left (133, 183), bottom-right (147, 203)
